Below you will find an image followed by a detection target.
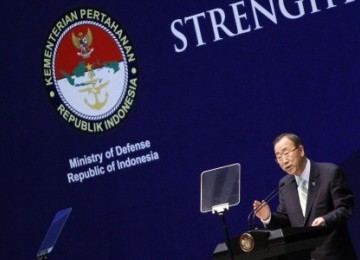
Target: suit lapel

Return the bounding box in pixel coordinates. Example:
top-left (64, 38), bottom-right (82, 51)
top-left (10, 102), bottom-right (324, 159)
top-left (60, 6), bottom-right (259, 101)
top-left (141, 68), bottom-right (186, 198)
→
top-left (304, 162), bottom-right (320, 224)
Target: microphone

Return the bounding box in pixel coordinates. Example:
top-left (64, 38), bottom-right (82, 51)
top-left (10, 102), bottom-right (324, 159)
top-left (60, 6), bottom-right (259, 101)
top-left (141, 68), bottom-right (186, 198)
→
top-left (247, 179), bottom-right (296, 230)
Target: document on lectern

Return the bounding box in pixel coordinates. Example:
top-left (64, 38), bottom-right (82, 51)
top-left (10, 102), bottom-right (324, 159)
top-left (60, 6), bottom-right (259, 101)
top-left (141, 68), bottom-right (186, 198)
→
top-left (200, 163), bottom-right (240, 213)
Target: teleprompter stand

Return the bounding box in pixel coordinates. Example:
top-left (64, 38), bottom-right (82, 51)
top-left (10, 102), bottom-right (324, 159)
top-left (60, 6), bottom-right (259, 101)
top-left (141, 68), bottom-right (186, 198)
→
top-left (212, 203), bottom-right (235, 260)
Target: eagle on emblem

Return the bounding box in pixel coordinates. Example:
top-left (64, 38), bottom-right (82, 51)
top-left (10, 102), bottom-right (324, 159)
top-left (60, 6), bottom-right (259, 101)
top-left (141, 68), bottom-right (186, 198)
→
top-left (72, 28), bottom-right (94, 59)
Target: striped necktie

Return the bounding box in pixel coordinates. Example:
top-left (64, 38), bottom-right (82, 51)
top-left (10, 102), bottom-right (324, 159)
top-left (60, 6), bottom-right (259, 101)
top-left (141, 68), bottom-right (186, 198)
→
top-left (298, 178), bottom-right (308, 216)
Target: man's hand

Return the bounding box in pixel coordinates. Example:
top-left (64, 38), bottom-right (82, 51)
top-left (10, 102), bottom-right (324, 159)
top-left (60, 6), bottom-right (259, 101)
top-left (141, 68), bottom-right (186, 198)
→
top-left (253, 200), bottom-right (271, 221)
top-left (311, 217), bottom-right (326, 227)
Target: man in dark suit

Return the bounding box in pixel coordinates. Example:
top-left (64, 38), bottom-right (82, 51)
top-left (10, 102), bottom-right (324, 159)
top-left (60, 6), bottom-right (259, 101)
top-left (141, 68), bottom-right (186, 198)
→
top-left (253, 133), bottom-right (357, 259)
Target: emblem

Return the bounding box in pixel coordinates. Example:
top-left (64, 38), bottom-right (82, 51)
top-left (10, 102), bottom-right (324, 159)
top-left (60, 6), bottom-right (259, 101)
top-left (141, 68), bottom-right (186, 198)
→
top-left (72, 28), bottom-right (94, 59)
top-left (43, 8), bottom-right (138, 133)
top-left (239, 232), bottom-right (255, 252)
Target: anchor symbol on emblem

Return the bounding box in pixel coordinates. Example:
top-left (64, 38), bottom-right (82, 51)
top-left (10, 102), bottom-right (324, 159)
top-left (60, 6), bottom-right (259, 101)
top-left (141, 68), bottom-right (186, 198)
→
top-left (78, 64), bottom-right (109, 110)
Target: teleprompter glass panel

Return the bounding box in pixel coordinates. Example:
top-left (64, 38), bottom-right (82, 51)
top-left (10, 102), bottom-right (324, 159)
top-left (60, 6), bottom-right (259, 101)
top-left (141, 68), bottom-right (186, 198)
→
top-left (200, 163), bottom-right (240, 213)
top-left (36, 207), bottom-right (72, 258)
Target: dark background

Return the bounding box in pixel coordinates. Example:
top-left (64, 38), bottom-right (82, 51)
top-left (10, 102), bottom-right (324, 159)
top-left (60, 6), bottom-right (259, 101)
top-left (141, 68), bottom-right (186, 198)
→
top-left (2, 1), bottom-right (360, 259)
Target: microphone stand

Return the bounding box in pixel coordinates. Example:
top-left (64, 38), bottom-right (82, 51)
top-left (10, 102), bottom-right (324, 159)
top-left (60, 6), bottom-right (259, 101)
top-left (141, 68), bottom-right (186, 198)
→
top-left (248, 180), bottom-right (295, 230)
top-left (247, 187), bottom-right (279, 230)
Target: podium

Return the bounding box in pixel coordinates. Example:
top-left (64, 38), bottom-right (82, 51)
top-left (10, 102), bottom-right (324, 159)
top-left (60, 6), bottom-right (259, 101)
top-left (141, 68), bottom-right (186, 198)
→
top-left (213, 226), bottom-right (329, 260)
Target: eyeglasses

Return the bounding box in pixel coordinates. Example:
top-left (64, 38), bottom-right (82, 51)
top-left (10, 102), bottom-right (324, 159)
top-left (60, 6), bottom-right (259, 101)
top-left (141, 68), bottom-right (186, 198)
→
top-left (275, 146), bottom-right (299, 164)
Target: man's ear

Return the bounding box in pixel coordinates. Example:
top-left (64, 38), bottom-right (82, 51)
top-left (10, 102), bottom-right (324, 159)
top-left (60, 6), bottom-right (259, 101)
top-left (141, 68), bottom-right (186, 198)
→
top-left (299, 145), bottom-right (305, 157)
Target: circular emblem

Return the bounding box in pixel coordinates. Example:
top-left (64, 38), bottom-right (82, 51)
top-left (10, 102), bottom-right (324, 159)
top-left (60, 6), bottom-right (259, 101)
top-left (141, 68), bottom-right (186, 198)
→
top-left (239, 232), bottom-right (255, 252)
top-left (43, 8), bottom-right (138, 133)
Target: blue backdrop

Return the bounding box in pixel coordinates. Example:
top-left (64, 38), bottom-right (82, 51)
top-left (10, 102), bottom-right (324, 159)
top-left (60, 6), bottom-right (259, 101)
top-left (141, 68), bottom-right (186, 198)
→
top-left (2, 1), bottom-right (360, 259)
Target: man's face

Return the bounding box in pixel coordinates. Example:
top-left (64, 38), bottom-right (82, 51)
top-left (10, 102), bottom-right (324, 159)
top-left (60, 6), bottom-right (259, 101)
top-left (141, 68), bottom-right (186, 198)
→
top-left (274, 137), bottom-right (305, 176)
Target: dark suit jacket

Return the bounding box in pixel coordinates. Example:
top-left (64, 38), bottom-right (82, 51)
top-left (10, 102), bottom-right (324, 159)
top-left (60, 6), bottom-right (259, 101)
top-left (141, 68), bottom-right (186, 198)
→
top-left (267, 161), bottom-right (357, 260)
